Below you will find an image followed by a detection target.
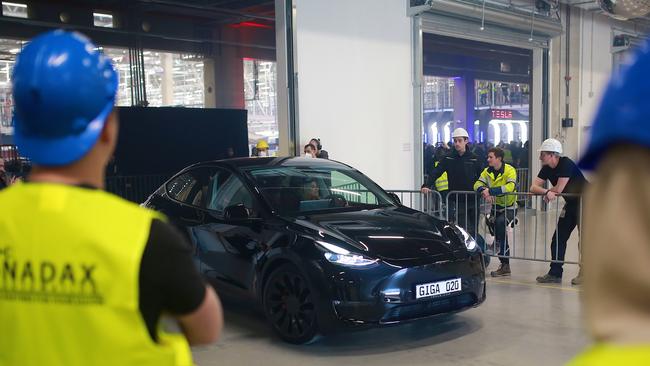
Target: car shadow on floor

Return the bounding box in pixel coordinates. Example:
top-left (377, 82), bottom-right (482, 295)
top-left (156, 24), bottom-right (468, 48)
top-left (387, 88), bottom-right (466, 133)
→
top-left (219, 296), bottom-right (483, 356)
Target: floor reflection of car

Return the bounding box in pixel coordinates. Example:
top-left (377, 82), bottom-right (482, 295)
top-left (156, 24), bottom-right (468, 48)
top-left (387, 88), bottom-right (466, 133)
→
top-left (143, 157), bottom-right (486, 344)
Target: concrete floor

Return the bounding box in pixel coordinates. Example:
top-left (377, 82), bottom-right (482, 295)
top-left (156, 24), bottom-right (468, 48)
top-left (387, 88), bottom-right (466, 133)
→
top-left (192, 260), bottom-right (589, 366)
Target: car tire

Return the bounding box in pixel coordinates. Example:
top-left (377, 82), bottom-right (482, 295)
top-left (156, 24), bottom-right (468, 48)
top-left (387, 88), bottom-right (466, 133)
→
top-left (262, 263), bottom-right (320, 344)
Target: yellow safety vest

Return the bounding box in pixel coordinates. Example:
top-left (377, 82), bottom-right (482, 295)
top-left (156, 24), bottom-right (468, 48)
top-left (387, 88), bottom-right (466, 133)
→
top-left (567, 344), bottom-right (650, 366)
top-left (434, 161), bottom-right (449, 192)
top-left (0, 183), bottom-right (193, 366)
top-left (473, 163), bottom-right (517, 207)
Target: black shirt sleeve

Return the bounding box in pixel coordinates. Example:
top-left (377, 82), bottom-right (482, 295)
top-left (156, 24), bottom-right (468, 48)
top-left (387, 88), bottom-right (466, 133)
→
top-left (537, 166), bottom-right (549, 181)
top-left (139, 219), bottom-right (206, 342)
top-left (557, 157), bottom-right (575, 177)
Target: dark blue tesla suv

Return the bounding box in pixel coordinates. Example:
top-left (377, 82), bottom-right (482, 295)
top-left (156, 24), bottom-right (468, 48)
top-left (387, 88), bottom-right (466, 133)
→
top-left (143, 157), bottom-right (486, 344)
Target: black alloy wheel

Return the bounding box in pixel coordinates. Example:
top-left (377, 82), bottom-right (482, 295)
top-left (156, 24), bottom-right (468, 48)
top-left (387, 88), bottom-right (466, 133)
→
top-left (263, 264), bottom-right (319, 344)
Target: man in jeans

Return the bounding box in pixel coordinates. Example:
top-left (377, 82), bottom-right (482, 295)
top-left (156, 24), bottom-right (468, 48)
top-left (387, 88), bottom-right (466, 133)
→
top-left (474, 147), bottom-right (517, 277)
top-left (530, 138), bottom-right (588, 285)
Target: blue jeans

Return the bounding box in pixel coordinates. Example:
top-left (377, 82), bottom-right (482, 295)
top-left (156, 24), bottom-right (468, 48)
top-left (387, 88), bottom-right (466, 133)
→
top-left (493, 207), bottom-right (517, 264)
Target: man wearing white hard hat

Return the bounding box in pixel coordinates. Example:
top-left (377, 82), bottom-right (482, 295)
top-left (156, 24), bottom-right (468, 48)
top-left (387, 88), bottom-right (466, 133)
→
top-left (422, 127), bottom-right (483, 237)
top-left (530, 138), bottom-right (588, 284)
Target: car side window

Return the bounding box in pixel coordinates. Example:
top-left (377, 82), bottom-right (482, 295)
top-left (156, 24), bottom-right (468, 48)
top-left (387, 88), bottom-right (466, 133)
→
top-left (166, 167), bottom-right (219, 207)
top-left (205, 169), bottom-right (257, 216)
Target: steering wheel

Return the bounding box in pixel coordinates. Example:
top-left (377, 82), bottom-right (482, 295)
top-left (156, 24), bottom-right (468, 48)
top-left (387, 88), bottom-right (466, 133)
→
top-left (325, 194), bottom-right (348, 208)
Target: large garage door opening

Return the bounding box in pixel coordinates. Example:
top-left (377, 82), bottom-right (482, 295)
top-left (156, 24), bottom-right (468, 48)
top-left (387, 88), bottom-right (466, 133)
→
top-left (422, 34), bottom-right (533, 178)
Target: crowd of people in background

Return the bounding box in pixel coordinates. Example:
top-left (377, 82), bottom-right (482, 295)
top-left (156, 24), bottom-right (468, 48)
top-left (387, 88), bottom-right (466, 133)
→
top-left (422, 132), bottom-right (586, 286)
top-left (424, 139), bottom-right (529, 180)
top-left (251, 137), bottom-right (330, 159)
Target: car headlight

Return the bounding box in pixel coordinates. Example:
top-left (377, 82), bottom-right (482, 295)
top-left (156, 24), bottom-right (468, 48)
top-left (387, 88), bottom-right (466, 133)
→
top-left (454, 225), bottom-right (477, 251)
top-left (316, 241), bottom-right (378, 266)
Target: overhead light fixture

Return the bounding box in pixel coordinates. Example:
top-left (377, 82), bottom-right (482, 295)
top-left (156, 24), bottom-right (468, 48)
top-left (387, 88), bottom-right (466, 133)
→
top-left (2, 2), bottom-right (28, 18)
top-left (93, 12), bottom-right (114, 28)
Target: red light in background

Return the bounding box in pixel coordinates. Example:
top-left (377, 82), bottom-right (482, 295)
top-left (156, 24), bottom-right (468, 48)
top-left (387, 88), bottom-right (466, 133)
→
top-left (229, 21), bottom-right (273, 29)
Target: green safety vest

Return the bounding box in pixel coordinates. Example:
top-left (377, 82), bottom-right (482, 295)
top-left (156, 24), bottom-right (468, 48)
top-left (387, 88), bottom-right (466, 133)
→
top-left (0, 182), bottom-right (193, 366)
top-left (473, 163), bottom-right (517, 207)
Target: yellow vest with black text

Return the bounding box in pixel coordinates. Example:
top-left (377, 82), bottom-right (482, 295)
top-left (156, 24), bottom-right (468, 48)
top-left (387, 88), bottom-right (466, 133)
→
top-left (434, 161), bottom-right (449, 192)
top-left (0, 183), bottom-right (193, 366)
top-left (473, 163), bottom-right (517, 207)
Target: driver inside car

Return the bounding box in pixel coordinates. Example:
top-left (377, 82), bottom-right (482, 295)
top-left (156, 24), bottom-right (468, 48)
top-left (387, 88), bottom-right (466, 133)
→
top-left (302, 179), bottom-right (321, 200)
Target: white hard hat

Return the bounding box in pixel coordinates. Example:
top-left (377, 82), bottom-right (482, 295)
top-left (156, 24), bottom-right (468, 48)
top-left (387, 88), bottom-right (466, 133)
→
top-left (452, 128), bottom-right (469, 139)
top-left (538, 138), bottom-right (562, 154)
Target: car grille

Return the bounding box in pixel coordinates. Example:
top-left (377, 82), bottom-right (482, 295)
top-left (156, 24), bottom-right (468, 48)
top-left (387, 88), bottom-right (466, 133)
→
top-left (380, 293), bottom-right (477, 323)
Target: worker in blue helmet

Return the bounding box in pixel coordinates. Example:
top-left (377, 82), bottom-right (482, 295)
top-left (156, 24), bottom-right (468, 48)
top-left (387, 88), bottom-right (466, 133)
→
top-left (567, 39), bottom-right (650, 365)
top-left (0, 30), bottom-right (222, 366)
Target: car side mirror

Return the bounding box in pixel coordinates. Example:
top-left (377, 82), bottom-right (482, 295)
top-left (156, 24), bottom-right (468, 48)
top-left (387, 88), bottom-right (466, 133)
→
top-left (388, 192), bottom-right (401, 205)
top-left (224, 204), bottom-right (250, 220)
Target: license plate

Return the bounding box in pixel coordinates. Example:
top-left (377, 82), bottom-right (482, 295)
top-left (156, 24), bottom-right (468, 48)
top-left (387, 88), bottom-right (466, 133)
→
top-left (415, 278), bottom-right (461, 299)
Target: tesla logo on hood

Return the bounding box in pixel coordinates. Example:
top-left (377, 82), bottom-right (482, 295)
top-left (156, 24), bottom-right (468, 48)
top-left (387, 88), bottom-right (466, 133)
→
top-left (419, 247), bottom-right (430, 254)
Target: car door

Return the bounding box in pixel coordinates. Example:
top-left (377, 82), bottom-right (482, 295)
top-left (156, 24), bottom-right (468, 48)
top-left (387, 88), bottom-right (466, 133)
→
top-left (193, 167), bottom-right (266, 292)
top-left (163, 166), bottom-right (221, 270)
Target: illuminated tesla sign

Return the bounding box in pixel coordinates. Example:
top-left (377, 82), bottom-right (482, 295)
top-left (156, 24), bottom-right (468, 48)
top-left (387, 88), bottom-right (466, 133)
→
top-left (491, 109), bottom-right (513, 119)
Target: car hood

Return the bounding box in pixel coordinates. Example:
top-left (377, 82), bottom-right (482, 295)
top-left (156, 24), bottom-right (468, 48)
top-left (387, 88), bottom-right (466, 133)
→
top-left (291, 206), bottom-right (464, 262)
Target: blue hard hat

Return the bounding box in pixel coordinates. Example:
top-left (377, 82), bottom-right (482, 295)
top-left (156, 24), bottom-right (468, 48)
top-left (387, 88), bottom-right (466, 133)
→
top-left (12, 30), bottom-right (118, 166)
top-left (579, 39), bottom-right (650, 170)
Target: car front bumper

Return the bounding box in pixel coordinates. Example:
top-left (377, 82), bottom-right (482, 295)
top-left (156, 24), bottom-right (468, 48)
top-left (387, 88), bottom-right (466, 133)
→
top-left (314, 251), bottom-right (486, 327)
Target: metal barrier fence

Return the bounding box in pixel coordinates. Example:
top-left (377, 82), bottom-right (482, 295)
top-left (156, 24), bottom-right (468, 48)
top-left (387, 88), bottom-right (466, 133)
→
top-left (388, 188), bottom-right (582, 266)
top-left (515, 168), bottom-right (530, 189)
top-left (387, 190), bottom-right (444, 218)
top-left (105, 175), bottom-right (169, 203)
top-left (445, 190), bottom-right (582, 265)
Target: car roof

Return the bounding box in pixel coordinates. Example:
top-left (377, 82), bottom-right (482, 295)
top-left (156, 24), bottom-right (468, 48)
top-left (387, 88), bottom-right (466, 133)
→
top-left (188, 157), bottom-right (353, 171)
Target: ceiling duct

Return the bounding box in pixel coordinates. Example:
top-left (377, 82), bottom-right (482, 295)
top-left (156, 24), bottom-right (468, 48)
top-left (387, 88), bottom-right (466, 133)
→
top-left (409, 0), bottom-right (563, 37)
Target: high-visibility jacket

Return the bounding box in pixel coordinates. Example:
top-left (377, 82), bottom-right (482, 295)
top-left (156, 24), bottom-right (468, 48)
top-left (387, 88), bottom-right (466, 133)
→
top-left (473, 163), bottom-right (517, 207)
top-left (433, 161), bottom-right (448, 192)
top-left (567, 344), bottom-right (650, 366)
top-left (0, 182), bottom-right (193, 366)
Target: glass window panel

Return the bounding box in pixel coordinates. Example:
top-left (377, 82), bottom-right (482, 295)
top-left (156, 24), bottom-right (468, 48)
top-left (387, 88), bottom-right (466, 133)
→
top-left (144, 51), bottom-right (204, 108)
top-left (103, 47), bottom-right (131, 106)
top-left (244, 59), bottom-right (278, 155)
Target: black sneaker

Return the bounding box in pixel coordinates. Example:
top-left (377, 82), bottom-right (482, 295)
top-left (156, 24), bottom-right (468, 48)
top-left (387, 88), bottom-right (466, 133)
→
top-left (490, 264), bottom-right (511, 277)
top-left (536, 273), bottom-right (562, 283)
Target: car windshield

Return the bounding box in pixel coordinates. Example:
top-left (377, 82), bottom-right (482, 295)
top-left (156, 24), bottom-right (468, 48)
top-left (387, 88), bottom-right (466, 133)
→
top-left (245, 165), bottom-right (396, 216)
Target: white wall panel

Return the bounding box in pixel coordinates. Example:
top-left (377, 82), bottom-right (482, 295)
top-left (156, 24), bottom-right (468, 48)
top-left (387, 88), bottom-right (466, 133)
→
top-left (294, 0), bottom-right (414, 189)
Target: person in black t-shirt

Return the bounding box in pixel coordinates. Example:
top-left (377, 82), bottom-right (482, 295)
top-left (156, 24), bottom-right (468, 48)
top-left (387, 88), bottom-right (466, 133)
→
top-left (530, 138), bottom-right (588, 285)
